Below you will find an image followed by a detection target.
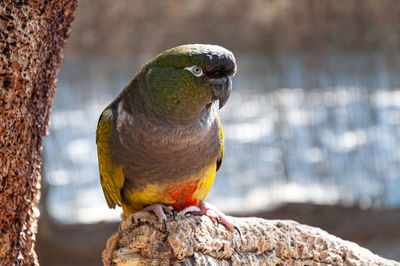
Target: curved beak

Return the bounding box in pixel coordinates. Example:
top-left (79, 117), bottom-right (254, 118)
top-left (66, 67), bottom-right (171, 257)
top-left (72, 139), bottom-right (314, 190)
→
top-left (210, 76), bottom-right (232, 109)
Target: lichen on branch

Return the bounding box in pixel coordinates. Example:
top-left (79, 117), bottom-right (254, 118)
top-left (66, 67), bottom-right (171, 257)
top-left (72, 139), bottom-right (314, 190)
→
top-left (102, 212), bottom-right (398, 265)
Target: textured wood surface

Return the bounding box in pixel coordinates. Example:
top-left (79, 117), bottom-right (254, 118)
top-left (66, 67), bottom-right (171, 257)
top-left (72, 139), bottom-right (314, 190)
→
top-left (0, 1), bottom-right (77, 264)
top-left (103, 211), bottom-right (399, 265)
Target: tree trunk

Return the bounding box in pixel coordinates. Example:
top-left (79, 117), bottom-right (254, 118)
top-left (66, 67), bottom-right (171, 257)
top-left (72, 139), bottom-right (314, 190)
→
top-left (0, 1), bottom-right (77, 264)
top-left (103, 212), bottom-right (399, 265)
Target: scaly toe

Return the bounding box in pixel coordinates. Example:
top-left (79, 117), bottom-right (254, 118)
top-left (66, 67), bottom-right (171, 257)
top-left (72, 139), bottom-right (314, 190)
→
top-left (162, 205), bottom-right (177, 221)
top-left (189, 201), bottom-right (239, 233)
top-left (217, 215), bottom-right (237, 232)
top-left (142, 203), bottom-right (170, 232)
top-left (205, 209), bottom-right (220, 224)
top-left (186, 210), bottom-right (201, 216)
top-left (162, 205), bottom-right (173, 215)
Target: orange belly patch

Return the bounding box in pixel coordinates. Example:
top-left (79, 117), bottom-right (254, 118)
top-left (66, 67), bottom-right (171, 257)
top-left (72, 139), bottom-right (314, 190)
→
top-left (163, 180), bottom-right (199, 211)
top-left (122, 164), bottom-right (217, 215)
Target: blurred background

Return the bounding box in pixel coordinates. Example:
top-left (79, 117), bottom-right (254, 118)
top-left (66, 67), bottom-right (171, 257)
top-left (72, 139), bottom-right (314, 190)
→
top-left (36, 0), bottom-right (400, 265)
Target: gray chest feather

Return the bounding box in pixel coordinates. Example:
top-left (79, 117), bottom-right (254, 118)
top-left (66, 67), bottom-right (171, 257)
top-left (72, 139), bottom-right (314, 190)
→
top-left (109, 105), bottom-right (222, 185)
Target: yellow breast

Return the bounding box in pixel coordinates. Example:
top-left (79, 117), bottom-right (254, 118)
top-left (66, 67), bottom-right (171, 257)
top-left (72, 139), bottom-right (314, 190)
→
top-left (121, 163), bottom-right (217, 215)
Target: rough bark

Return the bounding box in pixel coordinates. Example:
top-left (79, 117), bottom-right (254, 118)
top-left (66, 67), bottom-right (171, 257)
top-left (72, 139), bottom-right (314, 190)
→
top-left (103, 212), bottom-right (399, 265)
top-left (0, 1), bottom-right (77, 264)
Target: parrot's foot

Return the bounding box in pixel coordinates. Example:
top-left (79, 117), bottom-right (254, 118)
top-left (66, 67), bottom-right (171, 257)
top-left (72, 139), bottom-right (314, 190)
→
top-left (142, 204), bottom-right (176, 233)
top-left (189, 201), bottom-right (241, 235)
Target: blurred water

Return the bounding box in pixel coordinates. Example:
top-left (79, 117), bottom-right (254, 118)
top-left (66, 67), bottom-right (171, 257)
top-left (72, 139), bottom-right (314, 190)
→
top-left (43, 53), bottom-right (400, 223)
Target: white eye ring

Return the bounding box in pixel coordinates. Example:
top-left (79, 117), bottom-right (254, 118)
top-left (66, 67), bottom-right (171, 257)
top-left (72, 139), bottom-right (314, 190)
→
top-left (185, 65), bottom-right (203, 77)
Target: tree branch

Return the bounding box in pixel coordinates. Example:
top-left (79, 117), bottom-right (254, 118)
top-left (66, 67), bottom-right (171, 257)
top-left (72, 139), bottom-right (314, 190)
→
top-left (102, 212), bottom-right (398, 265)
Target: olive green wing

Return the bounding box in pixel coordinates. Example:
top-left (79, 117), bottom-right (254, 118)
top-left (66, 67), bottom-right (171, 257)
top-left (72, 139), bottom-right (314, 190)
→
top-left (216, 112), bottom-right (224, 171)
top-left (96, 107), bottom-right (124, 208)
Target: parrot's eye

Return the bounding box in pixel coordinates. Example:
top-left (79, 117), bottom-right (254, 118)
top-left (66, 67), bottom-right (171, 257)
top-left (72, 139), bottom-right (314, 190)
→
top-left (185, 65), bottom-right (203, 77)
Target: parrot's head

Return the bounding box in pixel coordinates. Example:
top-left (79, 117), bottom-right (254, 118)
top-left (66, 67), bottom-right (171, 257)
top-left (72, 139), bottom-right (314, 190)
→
top-left (138, 44), bottom-right (236, 124)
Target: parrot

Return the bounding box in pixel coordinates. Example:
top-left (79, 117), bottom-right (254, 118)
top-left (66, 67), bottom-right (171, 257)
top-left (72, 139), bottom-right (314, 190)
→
top-left (96, 44), bottom-right (238, 233)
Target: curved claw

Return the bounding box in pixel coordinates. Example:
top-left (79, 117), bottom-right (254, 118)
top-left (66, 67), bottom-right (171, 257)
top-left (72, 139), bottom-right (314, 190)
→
top-left (216, 216), bottom-right (220, 226)
top-left (163, 217), bottom-right (168, 233)
top-left (142, 203), bottom-right (172, 233)
top-left (234, 225), bottom-right (241, 236)
top-left (171, 209), bottom-right (177, 221)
